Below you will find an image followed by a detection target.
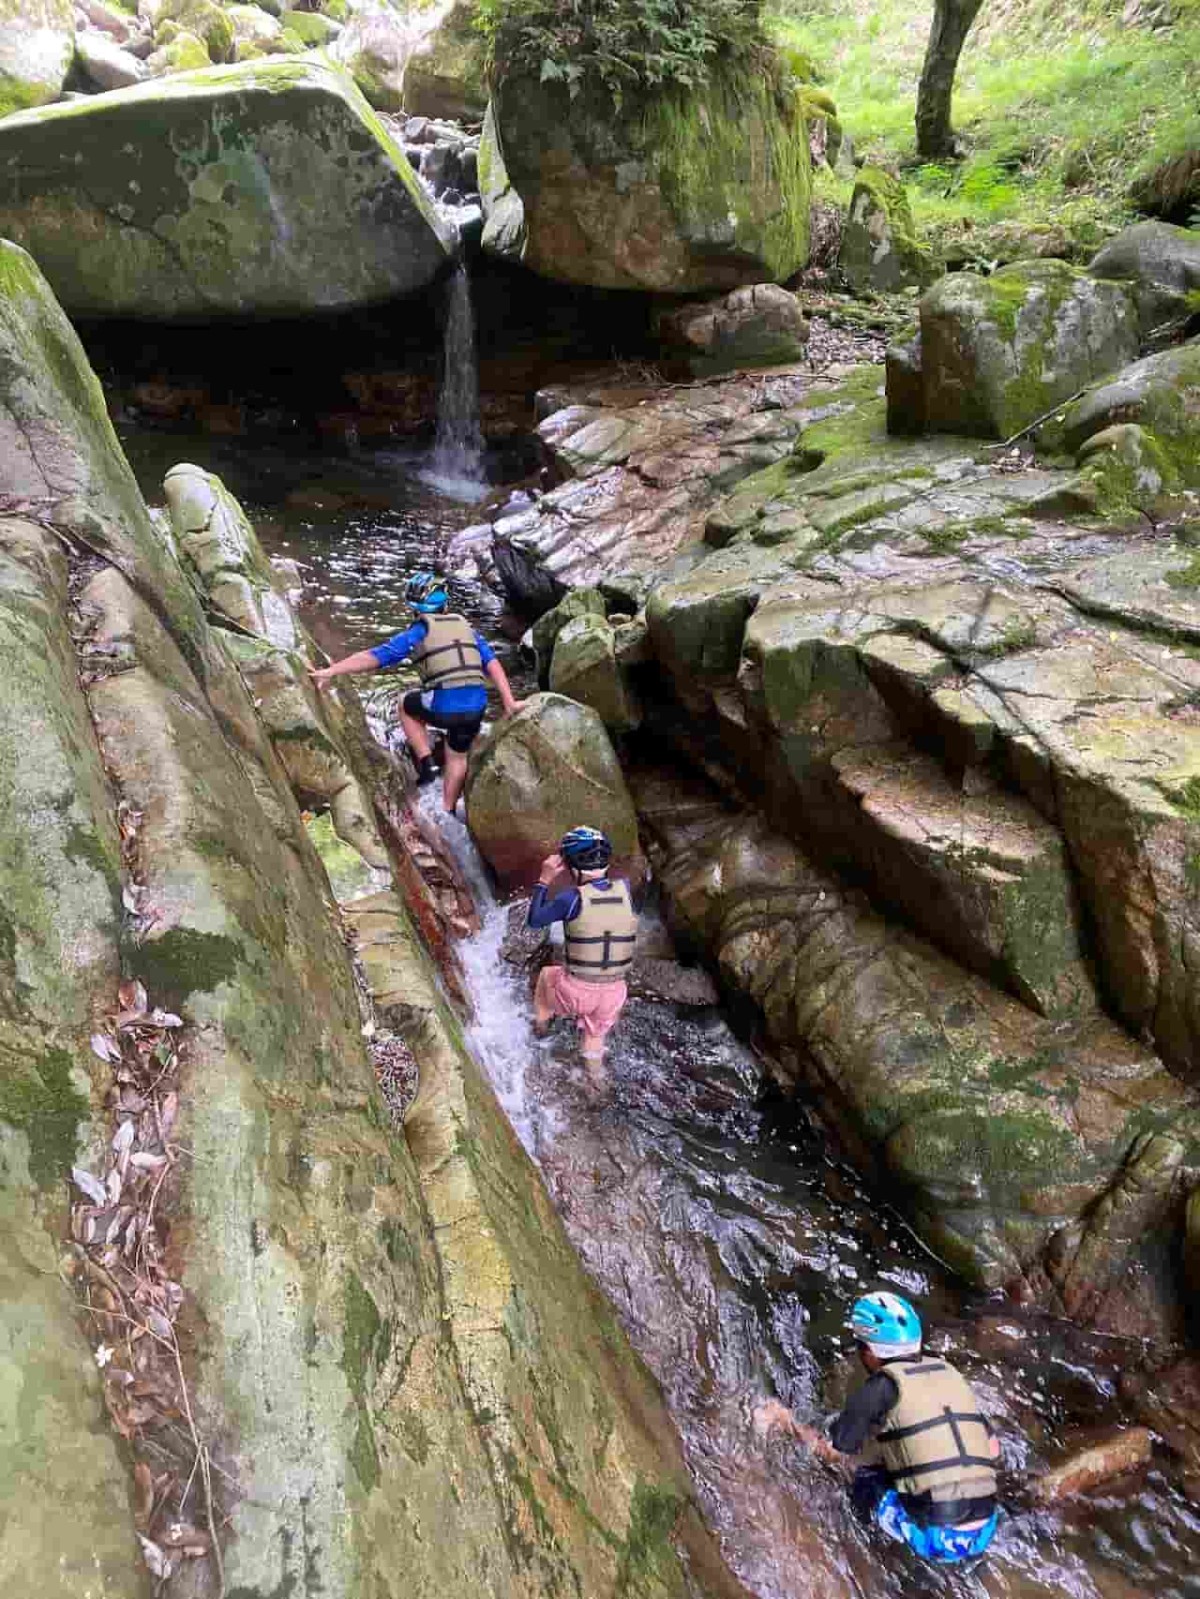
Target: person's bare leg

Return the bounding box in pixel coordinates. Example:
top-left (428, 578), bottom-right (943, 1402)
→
top-left (532, 967), bottom-right (556, 1037)
top-left (397, 705), bottom-right (431, 760)
top-left (441, 749), bottom-right (469, 813)
top-left (581, 1042), bottom-right (606, 1093)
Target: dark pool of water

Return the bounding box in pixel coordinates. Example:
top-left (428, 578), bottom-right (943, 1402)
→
top-left (118, 426), bottom-right (529, 684)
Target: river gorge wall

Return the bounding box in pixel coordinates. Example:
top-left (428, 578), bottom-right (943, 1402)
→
top-left (0, 238), bottom-right (746, 1599)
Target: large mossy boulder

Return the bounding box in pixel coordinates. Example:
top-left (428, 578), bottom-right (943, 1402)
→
top-left (1088, 220), bottom-right (1200, 338)
top-left (465, 693), bottom-right (642, 889)
top-left (480, 63), bottom-right (811, 291)
top-left (1058, 336), bottom-right (1200, 488)
top-left (889, 260), bottom-right (1140, 440)
top-left (0, 0), bottom-right (74, 117)
top-left (0, 58), bottom-right (454, 318)
top-left (838, 166), bottom-right (939, 294)
top-left (401, 0), bottom-right (486, 122)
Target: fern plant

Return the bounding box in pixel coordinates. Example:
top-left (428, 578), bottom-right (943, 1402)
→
top-left (476, 0), bottom-right (769, 107)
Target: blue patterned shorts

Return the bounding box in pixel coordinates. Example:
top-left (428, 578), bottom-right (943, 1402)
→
top-left (875, 1489), bottom-right (998, 1564)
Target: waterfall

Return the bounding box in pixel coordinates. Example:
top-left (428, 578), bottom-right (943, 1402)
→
top-left (427, 260), bottom-right (486, 497)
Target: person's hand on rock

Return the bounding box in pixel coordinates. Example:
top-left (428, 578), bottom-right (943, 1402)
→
top-left (539, 852), bottom-right (564, 886)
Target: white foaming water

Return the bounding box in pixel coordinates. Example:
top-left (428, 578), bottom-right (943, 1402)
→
top-left (422, 260), bottom-right (488, 502)
top-left (417, 788), bottom-right (546, 1153)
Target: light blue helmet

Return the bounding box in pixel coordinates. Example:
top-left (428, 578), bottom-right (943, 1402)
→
top-left (847, 1292), bottom-right (923, 1357)
top-left (406, 571), bottom-right (449, 613)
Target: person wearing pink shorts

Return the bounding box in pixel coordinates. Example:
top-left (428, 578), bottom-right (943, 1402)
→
top-left (528, 826), bottom-right (641, 1080)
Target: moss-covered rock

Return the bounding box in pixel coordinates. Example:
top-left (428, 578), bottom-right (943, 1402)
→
top-left (330, 5), bottom-right (411, 111)
top-left (891, 260), bottom-right (1140, 440)
top-left (530, 586), bottom-right (607, 682)
top-left (838, 166), bottom-right (940, 295)
top-left (466, 693), bottom-right (643, 889)
top-left (549, 611), bottom-right (643, 732)
top-left (0, 0), bottom-right (74, 117)
top-left (279, 7), bottom-right (340, 47)
top-left (483, 59), bottom-right (811, 292)
top-left (225, 2), bottom-right (283, 51)
top-left (155, 0), bottom-right (232, 62)
top-left (0, 58), bottom-right (454, 318)
top-left (1088, 219), bottom-right (1200, 337)
top-left (0, 245), bottom-right (164, 1599)
top-left (1058, 336), bottom-right (1200, 489)
top-left (635, 768), bottom-right (1200, 1307)
top-left (145, 26), bottom-right (210, 74)
top-left (401, 0), bottom-right (485, 122)
top-left (477, 98), bottom-right (527, 259)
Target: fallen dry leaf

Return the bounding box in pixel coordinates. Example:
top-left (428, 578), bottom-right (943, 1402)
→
top-left (133, 1461), bottom-right (154, 1530)
top-left (90, 1033), bottom-right (121, 1064)
top-left (137, 1535), bottom-right (172, 1580)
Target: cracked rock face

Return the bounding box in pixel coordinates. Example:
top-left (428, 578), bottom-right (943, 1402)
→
top-left (0, 58), bottom-right (453, 318)
top-left (517, 355), bottom-right (1200, 1319)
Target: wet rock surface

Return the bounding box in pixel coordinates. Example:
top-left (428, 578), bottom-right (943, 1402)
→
top-left (492, 344), bottom-right (1200, 1323)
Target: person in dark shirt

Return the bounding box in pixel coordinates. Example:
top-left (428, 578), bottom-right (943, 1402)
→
top-left (527, 826), bottom-right (641, 1085)
top-left (310, 570), bottom-right (524, 812)
top-left (755, 1291), bottom-right (1000, 1566)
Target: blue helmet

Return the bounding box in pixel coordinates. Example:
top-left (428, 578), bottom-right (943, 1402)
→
top-left (560, 826), bottom-right (611, 872)
top-left (406, 571), bottom-right (448, 613)
top-left (847, 1292), bottom-right (923, 1356)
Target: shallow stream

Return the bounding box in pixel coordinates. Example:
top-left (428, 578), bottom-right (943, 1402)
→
top-left (124, 427), bottom-right (1200, 1599)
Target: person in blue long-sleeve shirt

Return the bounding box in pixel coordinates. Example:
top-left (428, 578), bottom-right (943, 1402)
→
top-left (310, 571), bottom-right (524, 811)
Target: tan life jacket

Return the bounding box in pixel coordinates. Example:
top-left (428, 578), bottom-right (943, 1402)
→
top-left (875, 1356), bottom-right (998, 1505)
top-left (564, 879), bottom-right (638, 984)
top-left (411, 613), bottom-right (486, 691)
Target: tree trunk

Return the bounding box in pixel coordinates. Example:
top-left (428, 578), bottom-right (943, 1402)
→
top-left (916, 0), bottom-right (986, 160)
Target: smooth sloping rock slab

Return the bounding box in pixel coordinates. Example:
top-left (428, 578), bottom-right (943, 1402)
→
top-left (0, 519), bottom-right (144, 1598)
top-left (493, 370), bottom-right (829, 607)
top-left (1056, 545), bottom-right (1200, 644)
top-left (0, 58), bottom-right (453, 317)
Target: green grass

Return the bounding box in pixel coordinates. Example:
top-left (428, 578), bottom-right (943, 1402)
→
top-left (768, 0), bottom-right (1200, 250)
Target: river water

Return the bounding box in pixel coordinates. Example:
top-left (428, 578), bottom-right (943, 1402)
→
top-left (122, 428), bottom-right (1200, 1599)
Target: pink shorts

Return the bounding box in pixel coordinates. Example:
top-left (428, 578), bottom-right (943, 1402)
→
top-left (535, 965), bottom-right (628, 1048)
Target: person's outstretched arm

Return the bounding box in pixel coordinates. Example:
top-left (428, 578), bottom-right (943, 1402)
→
top-left (309, 649), bottom-right (381, 686)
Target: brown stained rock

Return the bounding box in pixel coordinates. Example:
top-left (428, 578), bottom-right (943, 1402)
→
top-left (654, 285), bottom-right (810, 379)
top-left (1030, 1425), bottom-right (1154, 1503)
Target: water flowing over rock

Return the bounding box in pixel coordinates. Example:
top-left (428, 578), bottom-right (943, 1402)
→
top-left (888, 260), bottom-right (1140, 439)
top-left (430, 258), bottom-right (485, 487)
top-left (465, 693), bottom-right (643, 890)
top-left (0, 240), bottom-right (738, 1597)
top-left (0, 0), bottom-right (74, 116)
top-left (480, 63), bottom-right (811, 291)
top-left (0, 58), bottom-right (454, 318)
